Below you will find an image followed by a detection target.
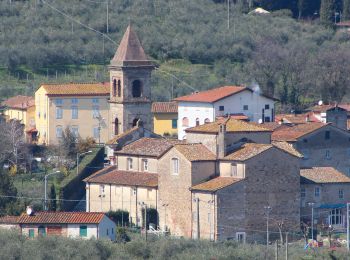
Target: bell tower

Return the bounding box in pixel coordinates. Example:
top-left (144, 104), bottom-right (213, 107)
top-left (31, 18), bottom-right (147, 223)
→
top-left (109, 25), bottom-right (155, 136)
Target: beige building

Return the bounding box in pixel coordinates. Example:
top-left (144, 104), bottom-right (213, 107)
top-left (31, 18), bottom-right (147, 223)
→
top-left (35, 83), bottom-right (110, 145)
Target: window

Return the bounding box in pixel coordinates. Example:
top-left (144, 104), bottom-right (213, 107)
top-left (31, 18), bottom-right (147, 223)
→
top-left (117, 80), bottom-right (121, 97)
top-left (71, 126), bottom-right (79, 138)
top-left (182, 117), bottom-right (189, 127)
top-left (99, 185), bottom-right (105, 196)
top-left (264, 117), bottom-right (271, 122)
top-left (132, 118), bottom-right (139, 127)
top-left (127, 158), bottom-right (133, 170)
top-left (325, 150), bottom-right (331, 160)
top-left (329, 209), bottom-right (342, 225)
top-left (303, 139), bottom-right (308, 143)
top-left (92, 106), bottom-right (99, 118)
top-left (114, 118), bottom-right (119, 135)
top-left (339, 189), bottom-right (344, 199)
top-left (325, 131), bottom-right (330, 140)
top-left (132, 80), bottom-right (142, 97)
top-left (56, 126), bottom-right (63, 138)
top-left (243, 105), bottom-right (248, 110)
top-left (93, 126), bottom-right (99, 139)
top-left (107, 229), bottom-right (109, 235)
top-left (56, 107), bottom-right (63, 119)
top-left (71, 106), bottom-right (78, 119)
top-left (236, 232), bottom-right (246, 243)
top-left (29, 229), bottom-right (35, 238)
top-left (301, 187), bottom-right (306, 199)
top-left (195, 118), bottom-right (200, 126)
top-left (314, 187), bottom-right (320, 197)
top-left (302, 149), bottom-right (309, 160)
top-left (111, 228), bottom-right (114, 234)
top-left (113, 79), bottom-right (117, 97)
top-left (38, 226), bottom-right (46, 237)
top-left (171, 158), bottom-right (179, 175)
top-left (55, 99), bottom-right (63, 105)
top-left (219, 106), bottom-right (224, 111)
top-left (172, 119), bottom-right (177, 129)
top-left (79, 226), bottom-right (87, 237)
top-left (231, 163), bottom-right (237, 177)
top-left (71, 98), bottom-right (78, 104)
top-left (204, 118), bottom-right (210, 124)
top-left (92, 98), bottom-right (99, 104)
top-left (265, 104), bottom-right (270, 110)
top-left (142, 159), bottom-right (148, 171)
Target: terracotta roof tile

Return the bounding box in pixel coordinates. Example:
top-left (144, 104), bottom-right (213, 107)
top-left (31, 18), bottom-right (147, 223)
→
top-left (275, 113), bottom-right (321, 124)
top-left (41, 82), bottom-right (109, 96)
top-left (309, 104), bottom-right (350, 113)
top-left (174, 143), bottom-right (216, 161)
top-left (271, 122), bottom-right (327, 142)
top-left (252, 122), bottom-right (284, 131)
top-left (300, 167), bottom-right (350, 184)
top-left (272, 141), bottom-right (303, 158)
top-left (224, 143), bottom-right (273, 161)
top-left (2, 95), bottom-right (34, 109)
top-left (85, 168), bottom-right (158, 188)
top-left (0, 215), bottom-right (19, 224)
top-left (105, 126), bottom-right (139, 145)
top-left (151, 102), bottom-right (178, 113)
top-left (186, 118), bottom-right (271, 134)
top-left (174, 86), bottom-right (247, 103)
top-left (191, 177), bottom-right (242, 192)
top-left (116, 137), bottom-right (183, 158)
top-left (18, 212), bottom-right (106, 224)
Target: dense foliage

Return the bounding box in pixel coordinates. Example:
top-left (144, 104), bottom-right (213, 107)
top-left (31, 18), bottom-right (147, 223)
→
top-left (1, 0), bottom-right (350, 111)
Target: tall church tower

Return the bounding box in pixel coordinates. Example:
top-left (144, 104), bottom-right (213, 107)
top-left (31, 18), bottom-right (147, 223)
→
top-left (109, 25), bottom-right (155, 136)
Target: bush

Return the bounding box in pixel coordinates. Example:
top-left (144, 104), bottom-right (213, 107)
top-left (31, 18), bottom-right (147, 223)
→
top-left (107, 210), bottom-right (129, 226)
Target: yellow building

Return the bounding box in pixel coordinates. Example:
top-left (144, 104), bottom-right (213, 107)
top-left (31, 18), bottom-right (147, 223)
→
top-left (152, 102), bottom-right (178, 136)
top-left (1, 95), bottom-right (36, 142)
top-left (35, 83), bottom-right (110, 145)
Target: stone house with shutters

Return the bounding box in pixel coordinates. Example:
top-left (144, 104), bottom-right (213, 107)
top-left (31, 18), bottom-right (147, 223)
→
top-left (300, 167), bottom-right (350, 231)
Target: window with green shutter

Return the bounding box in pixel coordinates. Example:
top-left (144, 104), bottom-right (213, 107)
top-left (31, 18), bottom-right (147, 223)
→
top-left (172, 119), bottom-right (177, 129)
top-left (38, 226), bottom-right (46, 237)
top-left (79, 225), bottom-right (87, 237)
top-left (29, 229), bottom-right (35, 238)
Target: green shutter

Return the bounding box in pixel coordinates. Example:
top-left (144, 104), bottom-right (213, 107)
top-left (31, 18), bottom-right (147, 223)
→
top-left (29, 229), bottom-right (35, 238)
top-left (80, 225), bottom-right (87, 237)
top-left (38, 226), bottom-right (46, 237)
top-left (172, 119), bottom-right (177, 129)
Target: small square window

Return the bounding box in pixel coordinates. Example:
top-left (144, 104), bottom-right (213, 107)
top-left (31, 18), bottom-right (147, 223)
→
top-left (265, 104), bottom-right (270, 110)
top-left (71, 98), bottom-right (78, 104)
top-left (325, 131), bottom-right (330, 140)
top-left (55, 99), bottom-right (63, 105)
top-left (303, 139), bottom-right (308, 143)
top-left (339, 189), bottom-right (344, 199)
top-left (219, 106), bottom-right (224, 111)
top-left (325, 150), bottom-right (331, 160)
top-left (243, 105), bottom-right (248, 110)
top-left (127, 158), bottom-right (133, 170)
top-left (142, 159), bottom-right (148, 172)
top-left (172, 119), bottom-right (177, 129)
top-left (79, 226), bottom-right (87, 237)
top-left (301, 187), bottom-right (306, 199)
top-left (92, 98), bottom-right (99, 104)
top-left (314, 187), bottom-right (320, 197)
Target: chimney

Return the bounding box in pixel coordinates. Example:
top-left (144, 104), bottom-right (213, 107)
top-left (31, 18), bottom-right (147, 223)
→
top-left (218, 123), bottom-right (227, 158)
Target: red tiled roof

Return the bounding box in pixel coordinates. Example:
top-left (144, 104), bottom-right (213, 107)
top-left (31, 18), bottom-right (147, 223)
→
top-left (116, 137), bottom-right (183, 158)
top-left (2, 95), bottom-right (34, 109)
top-left (191, 177), bottom-right (242, 192)
top-left (271, 122), bottom-right (327, 142)
top-left (151, 102), bottom-right (178, 113)
top-left (18, 212), bottom-right (106, 224)
top-left (309, 104), bottom-right (350, 113)
top-left (275, 113), bottom-right (321, 124)
top-left (0, 215), bottom-right (19, 224)
top-left (301, 167), bottom-right (350, 184)
top-left (174, 86), bottom-right (247, 103)
top-left (84, 168), bottom-right (158, 188)
top-left (174, 143), bottom-right (216, 161)
top-left (41, 82), bottom-right (110, 96)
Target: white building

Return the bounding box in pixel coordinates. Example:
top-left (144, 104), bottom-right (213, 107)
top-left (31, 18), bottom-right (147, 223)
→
top-left (174, 86), bottom-right (276, 140)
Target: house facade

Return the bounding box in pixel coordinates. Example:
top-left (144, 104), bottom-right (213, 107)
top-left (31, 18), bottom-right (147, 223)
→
top-left (175, 86), bottom-right (276, 140)
top-left (152, 102), bottom-right (178, 137)
top-left (18, 211), bottom-right (115, 240)
top-left (300, 167), bottom-right (350, 231)
top-left (35, 83), bottom-right (110, 145)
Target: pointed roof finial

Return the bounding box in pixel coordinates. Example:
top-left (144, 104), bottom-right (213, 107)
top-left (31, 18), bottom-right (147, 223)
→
top-left (111, 24), bottom-right (153, 67)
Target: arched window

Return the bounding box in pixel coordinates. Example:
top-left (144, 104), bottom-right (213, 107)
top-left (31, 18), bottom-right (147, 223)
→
top-left (113, 79), bottom-right (117, 97)
top-left (196, 118), bottom-right (200, 126)
top-left (132, 80), bottom-right (142, 97)
top-left (182, 117), bottom-right (189, 127)
top-left (117, 80), bottom-right (121, 97)
top-left (114, 118), bottom-right (119, 135)
top-left (204, 118), bottom-right (210, 124)
top-left (132, 118), bottom-right (139, 127)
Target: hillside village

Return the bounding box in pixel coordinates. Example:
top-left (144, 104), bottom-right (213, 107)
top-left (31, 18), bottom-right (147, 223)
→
top-left (2, 18), bottom-right (350, 256)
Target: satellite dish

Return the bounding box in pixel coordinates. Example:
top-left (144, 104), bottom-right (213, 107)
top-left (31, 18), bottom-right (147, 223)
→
top-left (26, 206), bottom-right (33, 216)
top-left (258, 119), bottom-right (263, 124)
top-left (318, 100), bottom-right (323, 106)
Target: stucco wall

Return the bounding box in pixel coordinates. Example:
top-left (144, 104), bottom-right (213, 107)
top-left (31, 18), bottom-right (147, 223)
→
top-left (153, 113), bottom-right (178, 136)
top-left (117, 155), bottom-right (158, 173)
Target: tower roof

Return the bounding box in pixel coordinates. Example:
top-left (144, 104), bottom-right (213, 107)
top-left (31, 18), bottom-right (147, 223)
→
top-left (111, 25), bottom-right (153, 67)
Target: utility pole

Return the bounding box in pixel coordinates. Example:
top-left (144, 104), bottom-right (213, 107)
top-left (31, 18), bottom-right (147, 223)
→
top-left (347, 203), bottom-right (349, 251)
top-left (264, 206), bottom-right (272, 248)
top-left (106, 0), bottom-right (109, 34)
top-left (144, 203), bottom-right (148, 241)
top-left (285, 232), bottom-right (288, 260)
top-left (227, 0), bottom-right (230, 30)
top-left (275, 241), bottom-right (278, 260)
top-left (308, 202), bottom-right (315, 243)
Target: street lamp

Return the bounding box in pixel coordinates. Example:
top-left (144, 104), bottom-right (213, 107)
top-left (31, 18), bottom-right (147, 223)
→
top-left (44, 170), bottom-right (60, 211)
top-left (138, 201), bottom-right (147, 241)
top-left (264, 205), bottom-right (272, 248)
top-left (76, 150), bottom-right (92, 175)
top-left (308, 202), bottom-right (315, 243)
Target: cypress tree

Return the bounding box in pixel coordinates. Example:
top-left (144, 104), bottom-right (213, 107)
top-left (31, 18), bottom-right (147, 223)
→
top-left (320, 0), bottom-right (335, 26)
top-left (343, 0), bottom-right (350, 20)
top-left (49, 185), bottom-right (57, 211)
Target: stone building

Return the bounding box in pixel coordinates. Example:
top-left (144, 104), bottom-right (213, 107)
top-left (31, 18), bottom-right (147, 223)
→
top-left (272, 122), bottom-right (350, 176)
top-left (300, 167), bottom-right (350, 231)
top-left (108, 25), bottom-right (155, 138)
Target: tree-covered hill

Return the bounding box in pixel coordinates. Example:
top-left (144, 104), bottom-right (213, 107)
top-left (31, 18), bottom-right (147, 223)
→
top-left (1, 0), bottom-right (350, 111)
